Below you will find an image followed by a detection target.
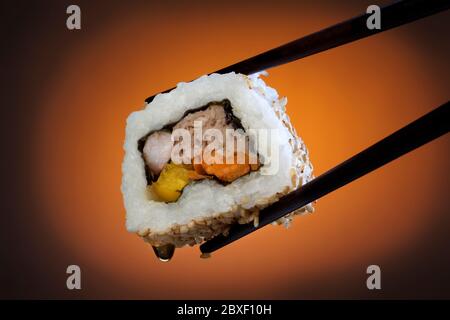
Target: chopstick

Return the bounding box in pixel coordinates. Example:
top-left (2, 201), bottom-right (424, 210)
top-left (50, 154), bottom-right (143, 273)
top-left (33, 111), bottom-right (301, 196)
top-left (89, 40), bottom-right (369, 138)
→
top-left (145, 0), bottom-right (450, 103)
top-left (200, 101), bottom-right (450, 254)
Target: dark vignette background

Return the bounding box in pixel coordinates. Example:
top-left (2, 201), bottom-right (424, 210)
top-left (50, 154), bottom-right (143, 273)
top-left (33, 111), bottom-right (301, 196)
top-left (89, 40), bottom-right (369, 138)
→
top-left (0, 0), bottom-right (449, 299)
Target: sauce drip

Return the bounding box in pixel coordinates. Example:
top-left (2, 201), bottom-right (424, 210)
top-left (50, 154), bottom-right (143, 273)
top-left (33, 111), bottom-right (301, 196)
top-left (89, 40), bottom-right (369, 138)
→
top-left (152, 244), bottom-right (175, 262)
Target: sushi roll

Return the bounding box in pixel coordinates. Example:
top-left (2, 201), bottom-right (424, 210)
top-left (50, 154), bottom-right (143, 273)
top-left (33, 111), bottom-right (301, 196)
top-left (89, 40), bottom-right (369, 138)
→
top-left (121, 72), bottom-right (313, 255)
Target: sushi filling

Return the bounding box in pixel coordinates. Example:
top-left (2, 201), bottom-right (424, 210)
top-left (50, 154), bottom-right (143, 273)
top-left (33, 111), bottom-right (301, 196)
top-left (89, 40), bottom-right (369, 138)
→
top-left (138, 100), bottom-right (260, 202)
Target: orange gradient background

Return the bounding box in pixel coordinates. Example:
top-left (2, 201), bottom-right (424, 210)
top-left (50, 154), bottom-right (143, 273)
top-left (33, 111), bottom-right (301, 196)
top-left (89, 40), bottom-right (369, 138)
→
top-left (4, 0), bottom-right (449, 299)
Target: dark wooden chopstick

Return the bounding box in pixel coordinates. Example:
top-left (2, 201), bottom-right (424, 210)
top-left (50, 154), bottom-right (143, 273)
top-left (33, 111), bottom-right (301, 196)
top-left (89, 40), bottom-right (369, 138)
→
top-left (145, 0), bottom-right (450, 103)
top-left (200, 101), bottom-right (450, 254)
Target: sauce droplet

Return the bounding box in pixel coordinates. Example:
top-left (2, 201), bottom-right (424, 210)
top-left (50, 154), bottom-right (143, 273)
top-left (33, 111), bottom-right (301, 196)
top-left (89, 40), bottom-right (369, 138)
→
top-left (200, 252), bottom-right (211, 259)
top-left (152, 244), bottom-right (175, 262)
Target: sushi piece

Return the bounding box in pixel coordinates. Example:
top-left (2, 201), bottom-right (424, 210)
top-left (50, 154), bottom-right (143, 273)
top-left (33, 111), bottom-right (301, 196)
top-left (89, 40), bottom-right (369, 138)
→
top-left (121, 72), bottom-right (313, 254)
